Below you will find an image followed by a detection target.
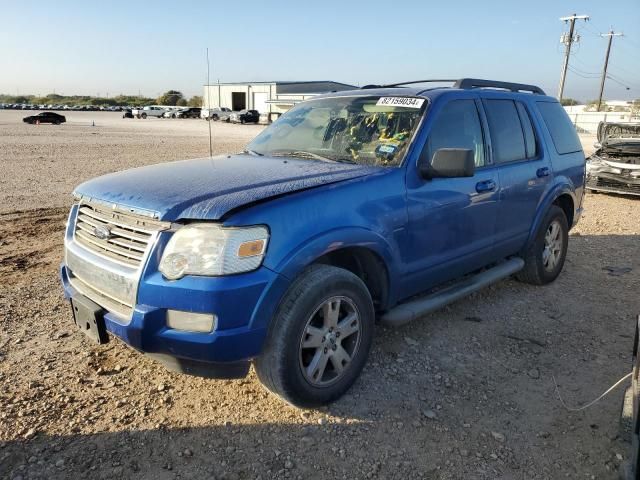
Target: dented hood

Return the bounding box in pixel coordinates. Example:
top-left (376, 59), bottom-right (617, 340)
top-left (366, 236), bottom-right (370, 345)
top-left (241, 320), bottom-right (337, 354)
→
top-left (597, 122), bottom-right (640, 145)
top-left (74, 154), bottom-right (381, 221)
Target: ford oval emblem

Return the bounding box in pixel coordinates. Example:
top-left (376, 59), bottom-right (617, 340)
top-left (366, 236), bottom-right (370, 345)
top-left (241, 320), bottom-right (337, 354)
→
top-left (93, 225), bottom-right (112, 240)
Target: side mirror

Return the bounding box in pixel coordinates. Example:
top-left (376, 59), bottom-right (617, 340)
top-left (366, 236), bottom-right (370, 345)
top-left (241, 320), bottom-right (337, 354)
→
top-left (418, 148), bottom-right (475, 179)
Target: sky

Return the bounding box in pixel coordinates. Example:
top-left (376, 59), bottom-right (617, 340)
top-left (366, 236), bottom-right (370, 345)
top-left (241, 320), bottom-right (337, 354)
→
top-left (1, 0), bottom-right (638, 102)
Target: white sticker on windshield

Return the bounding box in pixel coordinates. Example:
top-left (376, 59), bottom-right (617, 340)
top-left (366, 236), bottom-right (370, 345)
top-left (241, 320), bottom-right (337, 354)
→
top-left (376, 97), bottom-right (425, 108)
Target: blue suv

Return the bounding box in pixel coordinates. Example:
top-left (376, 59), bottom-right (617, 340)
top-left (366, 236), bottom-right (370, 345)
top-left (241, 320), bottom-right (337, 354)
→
top-left (61, 78), bottom-right (585, 406)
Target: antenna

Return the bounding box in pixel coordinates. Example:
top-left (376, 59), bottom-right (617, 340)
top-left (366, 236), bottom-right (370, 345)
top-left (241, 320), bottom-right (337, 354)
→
top-left (206, 47), bottom-right (213, 157)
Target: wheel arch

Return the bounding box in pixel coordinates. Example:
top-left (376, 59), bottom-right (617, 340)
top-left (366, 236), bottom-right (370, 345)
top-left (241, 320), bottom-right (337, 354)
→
top-left (525, 183), bottom-right (577, 250)
top-left (271, 228), bottom-right (399, 312)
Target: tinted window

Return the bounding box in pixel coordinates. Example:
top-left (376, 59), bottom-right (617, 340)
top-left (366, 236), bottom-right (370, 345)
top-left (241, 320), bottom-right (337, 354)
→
top-left (516, 102), bottom-right (537, 158)
top-left (484, 99), bottom-right (526, 163)
top-left (426, 99), bottom-right (485, 167)
top-left (536, 101), bottom-right (582, 154)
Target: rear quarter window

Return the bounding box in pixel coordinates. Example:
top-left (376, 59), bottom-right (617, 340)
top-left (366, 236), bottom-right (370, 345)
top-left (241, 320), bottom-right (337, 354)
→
top-left (536, 101), bottom-right (582, 154)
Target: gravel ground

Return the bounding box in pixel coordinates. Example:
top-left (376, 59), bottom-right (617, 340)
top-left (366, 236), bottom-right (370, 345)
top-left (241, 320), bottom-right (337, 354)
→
top-left (0, 111), bottom-right (639, 480)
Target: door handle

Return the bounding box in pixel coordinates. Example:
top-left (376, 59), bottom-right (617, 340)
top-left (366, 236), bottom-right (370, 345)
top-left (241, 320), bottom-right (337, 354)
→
top-left (475, 180), bottom-right (496, 193)
top-left (536, 167), bottom-right (550, 178)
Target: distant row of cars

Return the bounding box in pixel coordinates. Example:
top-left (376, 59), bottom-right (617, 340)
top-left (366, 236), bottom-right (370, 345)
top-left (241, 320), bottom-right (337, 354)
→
top-left (2, 104), bottom-right (128, 112)
top-left (201, 107), bottom-right (260, 124)
top-left (128, 105), bottom-right (261, 124)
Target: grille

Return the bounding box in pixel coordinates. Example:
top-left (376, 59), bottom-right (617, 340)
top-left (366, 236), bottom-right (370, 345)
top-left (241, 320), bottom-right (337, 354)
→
top-left (74, 203), bottom-right (165, 268)
top-left (587, 176), bottom-right (640, 196)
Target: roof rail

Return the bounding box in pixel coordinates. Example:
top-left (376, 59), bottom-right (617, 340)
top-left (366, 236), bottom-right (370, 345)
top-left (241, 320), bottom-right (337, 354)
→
top-left (361, 78), bottom-right (546, 95)
top-left (454, 78), bottom-right (545, 95)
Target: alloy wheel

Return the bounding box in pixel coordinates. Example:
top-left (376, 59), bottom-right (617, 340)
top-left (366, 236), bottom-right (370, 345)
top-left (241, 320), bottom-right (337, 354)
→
top-left (542, 220), bottom-right (563, 271)
top-left (299, 296), bottom-right (361, 387)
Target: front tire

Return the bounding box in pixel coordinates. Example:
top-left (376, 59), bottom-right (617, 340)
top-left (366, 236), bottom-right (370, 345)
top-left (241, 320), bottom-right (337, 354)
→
top-left (255, 265), bottom-right (374, 407)
top-left (516, 205), bottom-right (569, 285)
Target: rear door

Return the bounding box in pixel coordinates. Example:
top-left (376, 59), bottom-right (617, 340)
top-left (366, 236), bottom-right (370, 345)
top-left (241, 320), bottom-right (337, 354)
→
top-left (481, 97), bottom-right (552, 258)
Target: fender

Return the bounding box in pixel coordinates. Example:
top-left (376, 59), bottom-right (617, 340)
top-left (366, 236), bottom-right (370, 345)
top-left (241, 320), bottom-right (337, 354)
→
top-left (270, 226), bottom-right (401, 306)
top-left (525, 177), bottom-right (577, 248)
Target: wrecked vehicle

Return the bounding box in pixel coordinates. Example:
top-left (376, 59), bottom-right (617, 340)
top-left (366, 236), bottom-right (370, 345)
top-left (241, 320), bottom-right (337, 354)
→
top-left (586, 122), bottom-right (640, 196)
top-left (60, 78), bottom-right (585, 407)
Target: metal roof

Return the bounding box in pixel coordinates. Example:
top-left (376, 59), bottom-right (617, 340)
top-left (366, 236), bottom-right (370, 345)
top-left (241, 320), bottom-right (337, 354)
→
top-left (203, 81), bottom-right (357, 94)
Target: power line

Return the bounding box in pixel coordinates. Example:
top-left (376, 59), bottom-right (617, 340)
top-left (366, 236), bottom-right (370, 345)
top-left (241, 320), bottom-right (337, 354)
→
top-left (557, 14), bottom-right (590, 101)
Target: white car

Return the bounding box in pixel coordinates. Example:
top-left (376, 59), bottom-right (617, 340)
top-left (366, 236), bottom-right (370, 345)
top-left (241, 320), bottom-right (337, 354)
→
top-left (162, 108), bottom-right (186, 119)
top-left (132, 106), bottom-right (167, 119)
top-left (200, 107), bottom-right (231, 121)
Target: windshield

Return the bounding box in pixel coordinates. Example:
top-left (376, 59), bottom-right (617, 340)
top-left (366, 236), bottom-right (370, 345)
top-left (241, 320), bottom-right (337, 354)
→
top-left (246, 95), bottom-right (426, 167)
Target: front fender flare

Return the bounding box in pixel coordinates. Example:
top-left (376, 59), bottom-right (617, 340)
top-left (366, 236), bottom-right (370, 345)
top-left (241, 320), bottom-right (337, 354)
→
top-left (268, 227), bottom-right (401, 305)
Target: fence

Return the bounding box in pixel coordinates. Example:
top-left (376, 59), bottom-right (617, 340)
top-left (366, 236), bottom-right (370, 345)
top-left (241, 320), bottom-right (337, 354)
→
top-left (566, 111), bottom-right (638, 134)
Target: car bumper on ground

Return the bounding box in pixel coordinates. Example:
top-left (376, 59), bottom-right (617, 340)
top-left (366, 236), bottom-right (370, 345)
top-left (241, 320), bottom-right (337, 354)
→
top-left (60, 262), bottom-right (289, 379)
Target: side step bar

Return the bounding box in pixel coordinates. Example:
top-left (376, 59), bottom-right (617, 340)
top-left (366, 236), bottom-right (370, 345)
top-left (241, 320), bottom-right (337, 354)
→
top-left (380, 257), bottom-right (524, 327)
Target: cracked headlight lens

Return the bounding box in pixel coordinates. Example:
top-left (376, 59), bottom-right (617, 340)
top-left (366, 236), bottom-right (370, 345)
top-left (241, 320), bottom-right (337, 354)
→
top-left (159, 224), bottom-right (269, 280)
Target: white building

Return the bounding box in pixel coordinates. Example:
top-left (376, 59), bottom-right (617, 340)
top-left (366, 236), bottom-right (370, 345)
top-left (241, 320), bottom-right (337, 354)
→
top-left (203, 81), bottom-right (356, 122)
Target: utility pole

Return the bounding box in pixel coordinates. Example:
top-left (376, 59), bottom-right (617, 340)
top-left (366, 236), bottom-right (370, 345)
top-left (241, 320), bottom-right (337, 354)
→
top-left (557, 14), bottom-right (589, 101)
top-left (597, 30), bottom-right (624, 112)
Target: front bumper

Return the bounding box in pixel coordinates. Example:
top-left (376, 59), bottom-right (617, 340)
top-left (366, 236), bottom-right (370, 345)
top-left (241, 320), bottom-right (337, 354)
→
top-left (61, 263), bottom-right (289, 376)
top-left (586, 173), bottom-right (640, 196)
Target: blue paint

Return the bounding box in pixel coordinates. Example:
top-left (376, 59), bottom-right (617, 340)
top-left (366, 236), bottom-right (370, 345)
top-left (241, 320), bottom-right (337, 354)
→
top-left (62, 86), bottom-right (586, 376)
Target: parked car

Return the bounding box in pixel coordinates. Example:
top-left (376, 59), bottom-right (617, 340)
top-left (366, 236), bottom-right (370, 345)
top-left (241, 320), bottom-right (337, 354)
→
top-left (61, 78), bottom-right (585, 407)
top-left (162, 108), bottom-right (182, 118)
top-left (230, 109), bottom-right (260, 124)
top-left (122, 108), bottom-right (134, 119)
top-left (23, 111), bottom-right (66, 125)
top-left (132, 106), bottom-right (166, 119)
top-left (176, 107), bottom-right (202, 119)
top-left (586, 122), bottom-right (640, 196)
top-left (201, 107), bottom-right (231, 121)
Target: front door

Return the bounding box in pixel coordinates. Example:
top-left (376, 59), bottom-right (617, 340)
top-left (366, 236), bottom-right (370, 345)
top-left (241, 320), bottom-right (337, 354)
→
top-left (403, 97), bottom-right (500, 298)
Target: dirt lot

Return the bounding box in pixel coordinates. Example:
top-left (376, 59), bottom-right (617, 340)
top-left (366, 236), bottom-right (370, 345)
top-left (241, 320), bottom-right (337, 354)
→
top-left (0, 110), bottom-right (639, 480)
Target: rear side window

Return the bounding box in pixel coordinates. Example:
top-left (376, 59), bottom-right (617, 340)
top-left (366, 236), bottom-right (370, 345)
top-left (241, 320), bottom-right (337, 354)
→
top-left (425, 99), bottom-right (485, 167)
top-left (536, 101), bottom-right (582, 154)
top-left (516, 102), bottom-right (537, 159)
top-left (483, 100), bottom-right (526, 163)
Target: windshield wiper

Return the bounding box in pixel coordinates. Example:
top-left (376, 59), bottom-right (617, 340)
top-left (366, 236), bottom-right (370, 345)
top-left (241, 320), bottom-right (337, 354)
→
top-left (331, 157), bottom-right (357, 164)
top-left (243, 149), bottom-right (264, 156)
top-left (270, 151), bottom-right (332, 162)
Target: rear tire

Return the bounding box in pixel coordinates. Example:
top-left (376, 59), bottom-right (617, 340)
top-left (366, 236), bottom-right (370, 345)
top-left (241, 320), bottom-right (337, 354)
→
top-left (516, 205), bottom-right (569, 285)
top-left (141, 113), bottom-right (147, 119)
top-left (255, 265), bottom-right (375, 407)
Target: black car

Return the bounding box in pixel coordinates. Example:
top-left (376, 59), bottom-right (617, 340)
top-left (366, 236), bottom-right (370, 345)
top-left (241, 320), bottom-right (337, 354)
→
top-left (230, 109), bottom-right (260, 124)
top-left (122, 109), bottom-right (134, 119)
top-left (23, 112), bottom-right (66, 125)
top-left (176, 107), bottom-right (201, 119)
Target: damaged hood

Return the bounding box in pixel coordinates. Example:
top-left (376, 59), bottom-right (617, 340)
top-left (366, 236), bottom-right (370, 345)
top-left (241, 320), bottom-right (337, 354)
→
top-left (597, 122), bottom-right (640, 149)
top-left (74, 154), bottom-right (381, 221)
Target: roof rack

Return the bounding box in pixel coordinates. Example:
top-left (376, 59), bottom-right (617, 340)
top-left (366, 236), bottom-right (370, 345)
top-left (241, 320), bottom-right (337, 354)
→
top-left (453, 78), bottom-right (545, 95)
top-left (361, 78), bottom-right (545, 95)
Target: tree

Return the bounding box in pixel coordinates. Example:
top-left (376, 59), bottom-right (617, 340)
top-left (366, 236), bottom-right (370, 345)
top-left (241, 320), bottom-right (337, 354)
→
top-left (585, 99), bottom-right (605, 112)
top-left (560, 98), bottom-right (579, 106)
top-left (176, 98), bottom-right (187, 106)
top-left (188, 96), bottom-right (203, 107)
top-left (156, 90), bottom-right (184, 106)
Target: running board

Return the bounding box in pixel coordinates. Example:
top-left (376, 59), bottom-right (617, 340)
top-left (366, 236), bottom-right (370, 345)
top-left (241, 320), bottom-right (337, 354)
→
top-left (380, 257), bottom-right (524, 327)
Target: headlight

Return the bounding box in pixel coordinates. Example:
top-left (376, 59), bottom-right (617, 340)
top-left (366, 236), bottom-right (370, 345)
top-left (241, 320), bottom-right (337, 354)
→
top-left (159, 224), bottom-right (269, 280)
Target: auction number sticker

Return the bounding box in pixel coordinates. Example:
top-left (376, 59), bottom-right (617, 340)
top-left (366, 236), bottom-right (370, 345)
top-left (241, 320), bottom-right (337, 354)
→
top-left (376, 97), bottom-right (425, 108)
